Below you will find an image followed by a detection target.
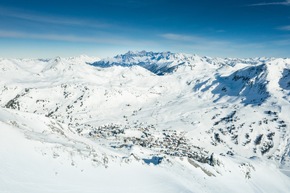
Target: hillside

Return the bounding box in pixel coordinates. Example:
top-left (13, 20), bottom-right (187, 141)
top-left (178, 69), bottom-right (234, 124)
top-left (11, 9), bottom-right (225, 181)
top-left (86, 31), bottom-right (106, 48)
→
top-left (1, 51), bottom-right (290, 192)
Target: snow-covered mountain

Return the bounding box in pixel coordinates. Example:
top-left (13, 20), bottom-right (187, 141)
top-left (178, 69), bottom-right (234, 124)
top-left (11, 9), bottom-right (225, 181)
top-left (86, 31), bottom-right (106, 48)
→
top-left (93, 50), bottom-right (269, 75)
top-left (1, 51), bottom-right (290, 193)
top-left (92, 50), bottom-right (199, 75)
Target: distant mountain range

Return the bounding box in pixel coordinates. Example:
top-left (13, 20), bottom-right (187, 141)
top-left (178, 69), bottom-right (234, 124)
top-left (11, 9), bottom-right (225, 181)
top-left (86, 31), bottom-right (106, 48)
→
top-left (93, 50), bottom-right (271, 75)
top-left (1, 51), bottom-right (290, 193)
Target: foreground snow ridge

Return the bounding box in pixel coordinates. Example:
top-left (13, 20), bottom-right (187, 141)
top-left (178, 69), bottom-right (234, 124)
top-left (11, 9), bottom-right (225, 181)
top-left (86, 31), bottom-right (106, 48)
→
top-left (1, 51), bottom-right (290, 193)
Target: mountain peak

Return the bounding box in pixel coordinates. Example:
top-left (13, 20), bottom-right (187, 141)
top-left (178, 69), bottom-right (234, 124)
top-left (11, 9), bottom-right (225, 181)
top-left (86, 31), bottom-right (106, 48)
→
top-left (1, 51), bottom-right (290, 193)
top-left (120, 50), bottom-right (174, 58)
top-left (93, 50), bottom-right (201, 75)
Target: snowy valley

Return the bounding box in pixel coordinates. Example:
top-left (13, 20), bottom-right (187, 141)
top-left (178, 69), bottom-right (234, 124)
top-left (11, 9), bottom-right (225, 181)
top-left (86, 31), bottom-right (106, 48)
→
top-left (0, 51), bottom-right (290, 193)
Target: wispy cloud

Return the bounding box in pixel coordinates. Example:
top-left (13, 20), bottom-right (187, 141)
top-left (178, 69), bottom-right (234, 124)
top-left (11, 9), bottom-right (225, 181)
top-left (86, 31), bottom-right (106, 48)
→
top-left (272, 39), bottom-right (290, 45)
top-left (160, 33), bottom-right (204, 42)
top-left (249, 0), bottom-right (290, 6)
top-left (0, 30), bottom-right (156, 47)
top-left (0, 30), bottom-right (106, 43)
top-left (159, 32), bottom-right (270, 57)
top-left (0, 6), bottom-right (112, 29)
top-left (277, 25), bottom-right (290, 30)
top-left (160, 33), bottom-right (231, 46)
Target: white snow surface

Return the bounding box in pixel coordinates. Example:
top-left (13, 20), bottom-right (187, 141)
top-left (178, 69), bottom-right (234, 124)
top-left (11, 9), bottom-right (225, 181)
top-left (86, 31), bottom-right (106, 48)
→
top-left (0, 51), bottom-right (290, 192)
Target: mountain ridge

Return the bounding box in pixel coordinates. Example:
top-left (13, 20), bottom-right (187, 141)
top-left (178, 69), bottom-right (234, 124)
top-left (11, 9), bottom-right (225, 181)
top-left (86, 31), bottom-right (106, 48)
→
top-left (1, 51), bottom-right (290, 193)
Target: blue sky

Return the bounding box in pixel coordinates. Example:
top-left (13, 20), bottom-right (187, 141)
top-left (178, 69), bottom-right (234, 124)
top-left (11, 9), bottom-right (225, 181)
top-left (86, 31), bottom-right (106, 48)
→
top-left (0, 0), bottom-right (290, 58)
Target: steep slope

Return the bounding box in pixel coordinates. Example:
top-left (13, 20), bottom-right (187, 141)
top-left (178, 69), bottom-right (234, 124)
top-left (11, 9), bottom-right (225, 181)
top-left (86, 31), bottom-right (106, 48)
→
top-left (1, 52), bottom-right (290, 192)
top-left (212, 63), bottom-right (269, 105)
top-left (1, 107), bottom-right (290, 193)
top-left (0, 107), bottom-right (197, 193)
